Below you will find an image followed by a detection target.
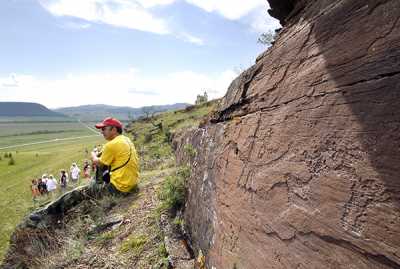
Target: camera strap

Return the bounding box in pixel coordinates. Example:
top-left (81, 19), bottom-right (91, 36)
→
top-left (110, 138), bottom-right (132, 172)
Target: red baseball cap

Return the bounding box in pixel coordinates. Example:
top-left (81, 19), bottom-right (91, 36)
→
top-left (95, 117), bottom-right (123, 129)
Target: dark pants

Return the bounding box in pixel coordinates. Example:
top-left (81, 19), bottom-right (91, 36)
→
top-left (88, 180), bottom-right (137, 197)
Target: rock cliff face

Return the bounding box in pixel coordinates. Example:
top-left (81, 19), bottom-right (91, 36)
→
top-left (174, 0), bottom-right (400, 268)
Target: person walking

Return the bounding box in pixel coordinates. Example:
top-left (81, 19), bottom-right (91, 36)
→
top-left (30, 179), bottom-right (40, 202)
top-left (60, 170), bottom-right (68, 192)
top-left (83, 160), bottom-right (91, 180)
top-left (46, 175), bottom-right (58, 199)
top-left (70, 163), bottom-right (81, 186)
top-left (39, 175), bottom-right (48, 196)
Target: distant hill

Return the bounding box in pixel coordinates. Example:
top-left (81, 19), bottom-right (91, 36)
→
top-left (0, 102), bottom-right (70, 121)
top-left (54, 103), bottom-right (190, 121)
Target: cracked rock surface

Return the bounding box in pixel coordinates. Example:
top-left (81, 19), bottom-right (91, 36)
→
top-left (174, 0), bottom-right (400, 268)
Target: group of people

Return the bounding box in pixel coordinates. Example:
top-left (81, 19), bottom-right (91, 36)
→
top-left (29, 117), bottom-right (140, 211)
top-left (30, 160), bottom-right (92, 201)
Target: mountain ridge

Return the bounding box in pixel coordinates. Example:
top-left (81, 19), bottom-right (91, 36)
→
top-left (54, 103), bottom-right (190, 121)
top-left (0, 102), bottom-right (67, 118)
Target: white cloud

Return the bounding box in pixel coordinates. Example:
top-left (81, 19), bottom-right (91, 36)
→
top-left (249, 8), bottom-right (281, 33)
top-left (135, 0), bottom-right (176, 8)
top-left (39, 0), bottom-right (170, 34)
top-left (0, 73), bottom-right (19, 87)
top-left (39, 0), bottom-right (279, 43)
top-left (178, 32), bottom-right (204, 46)
top-left (39, 0), bottom-right (208, 44)
top-left (184, 0), bottom-right (265, 20)
top-left (0, 73), bottom-right (39, 89)
top-left (61, 21), bottom-right (92, 30)
top-left (0, 69), bottom-right (237, 108)
top-left (183, 0), bottom-right (280, 33)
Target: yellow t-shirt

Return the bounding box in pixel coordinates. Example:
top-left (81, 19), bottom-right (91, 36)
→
top-left (100, 135), bottom-right (139, 192)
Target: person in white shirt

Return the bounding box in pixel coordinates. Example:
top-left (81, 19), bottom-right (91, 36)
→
top-left (46, 175), bottom-right (58, 199)
top-left (70, 163), bottom-right (81, 185)
top-left (46, 175), bottom-right (57, 192)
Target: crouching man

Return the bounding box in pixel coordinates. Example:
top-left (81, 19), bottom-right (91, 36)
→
top-left (91, 117), bottom-right (140, 196)
top-left (28, 117), bottom-right (139, 224)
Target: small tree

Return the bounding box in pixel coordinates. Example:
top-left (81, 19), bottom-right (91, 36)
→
top-left (257, 30), bottom-right (276, 46)
top-left (141, 107), bottom-right (154, 120)
top-left (8, 156), bottom-right (15, 165)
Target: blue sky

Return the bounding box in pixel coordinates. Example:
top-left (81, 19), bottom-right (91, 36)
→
top-left (0, 0), bottom-right (280, 108)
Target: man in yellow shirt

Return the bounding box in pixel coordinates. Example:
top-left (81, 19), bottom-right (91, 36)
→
top-left (92, 117), bottom-right (139, 195)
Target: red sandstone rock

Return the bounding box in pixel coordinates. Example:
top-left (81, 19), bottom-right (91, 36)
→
top-left (175, 0), bottom-right (400, 268)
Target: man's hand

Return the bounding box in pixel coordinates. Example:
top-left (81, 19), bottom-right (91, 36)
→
top-left (91, 150), bottom-right (99, 165)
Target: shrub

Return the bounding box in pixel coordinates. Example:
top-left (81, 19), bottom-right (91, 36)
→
top-left (66, 239), bottom-right (85, 261)
top-left (157, 165), bottom-right (191, 213)
top-left (120, 234), bottom-right (148, 255)
top-left (8, 157), bottom-right (15, 166)
top-left (144, 133), bottom-right (152, 143)
top-left (184, 144), bottom-right (197, 158)
top-left (173, 216), bottom-right (185, 228)
top-left (158, 242), bottom-right (168, 257)
top-left (157, 242), bottom-right (169, 267)
top-left (163, 127), bottom-right (173, 143)
top-left (4, 152), bottom-right (9, 158)
top-left (177, 165), bottom-right (191, 179)
top-left (158, 174), bottom-right (185, 211)
top-left (257, 30), bottom-right (276, 46)
top-left (95, 230), bottom-right (116, 247)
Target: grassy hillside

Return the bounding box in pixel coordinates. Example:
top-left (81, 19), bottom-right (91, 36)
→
top-left (127, 102), bottom-right (215, 171)
top-left (0, 100), bottom-right (217, 265)
top-left (0, 129), bottom-right (104, 261)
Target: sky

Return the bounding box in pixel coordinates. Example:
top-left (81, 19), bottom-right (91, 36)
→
top-left (0, 0), bottom-right (280, 108)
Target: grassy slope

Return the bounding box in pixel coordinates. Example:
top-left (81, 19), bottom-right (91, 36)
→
top-left (128, 102), bottom-right (214, 171)
top-left (4, 101), bottom-right (216, 268)
top-left (0, 133), bottom-right (104, 261)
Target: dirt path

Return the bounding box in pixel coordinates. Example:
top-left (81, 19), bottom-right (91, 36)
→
top-left (77, 120), bottom-right (100, 135)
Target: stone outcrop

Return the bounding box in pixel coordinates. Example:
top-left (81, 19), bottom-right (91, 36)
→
top-left (175, 0), bottom-right (400, 268)
top-left (2, 186), bottom-right (93, 268)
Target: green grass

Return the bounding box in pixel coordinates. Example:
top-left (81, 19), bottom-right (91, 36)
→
top-left (0, 100), bottom-right (217, 263)
top-left (0, 121), bottom-right (99, 148)
top-left (127, 101), bottom-right (216, 172)
top-left (0, 130), bottom-right (104, 262)
top-left (157, 165), bottom-right (191, 212)
top-left (0, 121), bottom-right (93, 136)
top-left (0, 116), bottom-right (75, 123)
top-left (95, 230), bottom-right (118, 247)
top-left (127, 102), bottom-right (215, 214)
top-left (119, 234), bottom-right (148, 254)
top-left (183, 143), bottom-right (197, 158)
